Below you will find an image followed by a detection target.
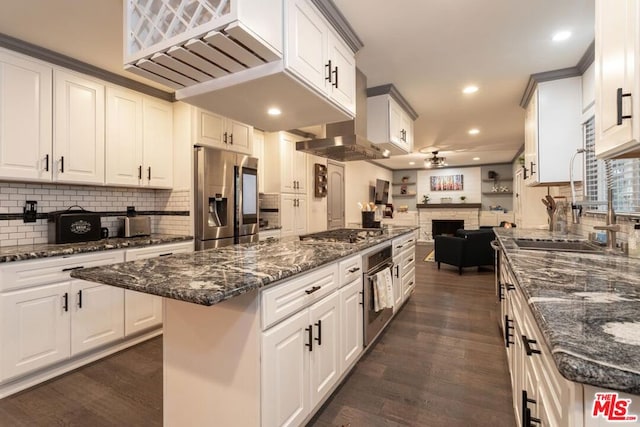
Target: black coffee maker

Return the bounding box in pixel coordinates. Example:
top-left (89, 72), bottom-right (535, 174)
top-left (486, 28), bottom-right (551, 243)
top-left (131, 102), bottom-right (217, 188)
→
top-left (383, 204), bottom-right (394, 218)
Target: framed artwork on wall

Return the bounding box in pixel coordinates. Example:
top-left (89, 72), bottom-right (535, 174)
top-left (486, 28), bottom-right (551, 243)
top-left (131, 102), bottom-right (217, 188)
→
top-left (430, 174), bottom-right (464, 191)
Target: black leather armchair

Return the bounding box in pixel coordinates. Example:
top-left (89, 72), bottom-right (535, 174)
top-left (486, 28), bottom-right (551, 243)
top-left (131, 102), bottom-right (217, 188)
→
top-left (434, 229), bottom-right (496, 274)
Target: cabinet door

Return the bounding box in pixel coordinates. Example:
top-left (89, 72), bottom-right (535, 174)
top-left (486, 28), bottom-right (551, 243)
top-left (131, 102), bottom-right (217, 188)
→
top-left (53, 70), bottom-right (105, 185)
top-left (392, 254), bottom-right (403, 310)
top-left (292, 148), bottom-right (307, 192)
top-left (142, 97), bottom-right (173, 188)
top-left (70, 280), bottom-right (124, 356)
top-left (389, 99), bottom-right (404, 145)
top-left (523, 91), bottom-right (538, 184)
top-left (194, 108), bottom-right (225, 148)
top-left (286, 0), bottom-right (328, 94)
top-left (0, 50), bottom-right (52, 182)
top-left (279, 133), bottom-right (296, 193)
top-left (309, 291), bottom-right (340, 409)
top-left (261, 309), bottom-right (310, 427)
top-left (0, 283), bottom-right (70, 381)
top-left (253, 130), bottom-right (265, 193)
top-left (402, 266), bottom-right (415, 301)
top-left (294, 196), bottom-right (307, 236)
top-left (595, 0), bottom-right (638, 158)
top-left (227, 120), bottom-right (253, 154)
top-left (280, 194), bottom-right (296, 238)
top-left (105, 87), bottom-right (143, 186)
top-left (327, 32), bottom-right (355, 114)
top-left (400, 111), bottom-right (413, 152)
top-left (124, 289), bottom-right (163, 336)
top-left (339, 279), bottom-right (363, 373)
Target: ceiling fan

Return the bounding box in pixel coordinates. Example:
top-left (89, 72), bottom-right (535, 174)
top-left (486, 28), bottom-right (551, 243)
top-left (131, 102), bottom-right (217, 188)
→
top-left (424, 151), bottom-right (446, 168)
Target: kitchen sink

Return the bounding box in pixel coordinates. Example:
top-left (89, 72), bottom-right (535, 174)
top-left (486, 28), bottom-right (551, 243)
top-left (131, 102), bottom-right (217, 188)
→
top-left (513, 239), bottom-right (605, 253)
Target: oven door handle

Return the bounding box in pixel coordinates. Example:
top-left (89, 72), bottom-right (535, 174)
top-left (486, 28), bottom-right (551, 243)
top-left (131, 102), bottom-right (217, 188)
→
top-left (366, 261), bottom-right (394, 277)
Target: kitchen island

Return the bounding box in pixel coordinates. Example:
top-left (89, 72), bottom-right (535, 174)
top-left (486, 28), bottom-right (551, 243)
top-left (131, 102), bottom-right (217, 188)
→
top-left (72, 227), bottom-right (418, 427)
top-left (494, 228), bottom-right (640, 426)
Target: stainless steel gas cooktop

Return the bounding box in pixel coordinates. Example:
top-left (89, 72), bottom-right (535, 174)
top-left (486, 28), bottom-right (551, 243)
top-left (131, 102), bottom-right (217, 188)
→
top-left (299, 228), bottom-right (384, 243)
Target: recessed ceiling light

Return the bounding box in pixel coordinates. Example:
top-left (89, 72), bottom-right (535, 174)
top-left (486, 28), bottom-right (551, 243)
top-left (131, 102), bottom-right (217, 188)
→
top-left (267, 107), bottom-right (281, 116)
top-left (409, 161), bottom-right (415, 165)
top-left (462, 85), bottom-right (479, 94)
top-left (473, 157), bottom-right (480, 161)
top-left (552, 31), bottom-right (572, 42)
top-left (468, 128), bottom-right (480, 135)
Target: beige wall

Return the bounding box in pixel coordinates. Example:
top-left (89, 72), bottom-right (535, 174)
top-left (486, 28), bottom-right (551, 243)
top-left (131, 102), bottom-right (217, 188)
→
top-left (306, 154), bottom-right (328, 233)
top-left (344, 161), bottom-right (393, 226)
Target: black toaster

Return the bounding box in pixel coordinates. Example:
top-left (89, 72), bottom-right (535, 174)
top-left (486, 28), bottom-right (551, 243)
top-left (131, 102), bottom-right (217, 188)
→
top-left (48, 206), bottom-right (102, 244)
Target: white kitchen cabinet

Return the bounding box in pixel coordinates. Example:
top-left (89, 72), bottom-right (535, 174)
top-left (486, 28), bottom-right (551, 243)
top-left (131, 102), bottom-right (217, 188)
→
top-left (594, 0), bottom-right (640, 159)
top-left (105, 86), bottom-right (143, 186)
top-left (142, 97), bottom-right (173, 188)
top-left (286, 0), bottom-right (356, 115)
top-left (0, 283), bottom-right (70, 381)
top-left (280, 194), bottom-right (307, 238)
top-left (106, 89), bottom-right (173, 188)
top-left (0, 49), bottom-right (52, 182)
top-left (252, 130), bottom-right (265, 193)
top-left (262, 291), bottom-right (339, 427)
top-left (513, 166), bottom-right (551, 229)
top-left (339, 278), bottom-right (363, 373)
top-left (367, 94), bottom-right (414, 155)
top-left (53, 69), bottom-right (105, 185)
top-left (523, 77), bottom-right (583, 186)
top-left (264, 131), bottom-right (307, 194)
top-left (192, 108), bottom-right (253, 155)
top-left (392, 252), bottom-right (403, 311)
top-left (70, 280), bottom-right (124, 355)
top-left (123, 241), bottom-right (193, 335)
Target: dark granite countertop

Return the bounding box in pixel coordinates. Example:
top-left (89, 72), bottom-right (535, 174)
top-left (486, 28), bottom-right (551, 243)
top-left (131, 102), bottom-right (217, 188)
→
top-left (494, 228), bottom-right (640, 394)
top-left (0, 234), bottom-right (194, 263)
top-left (71, 227), bottom-right (418, 307)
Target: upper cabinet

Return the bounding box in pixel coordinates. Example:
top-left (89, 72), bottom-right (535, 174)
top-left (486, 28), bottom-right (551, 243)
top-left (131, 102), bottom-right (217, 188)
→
top-left (0, 49), bottom-right (52, 182)
top-left (263, 131), bottom-right (307, 194)
top-left (53, 70), bottom-right (105, 185)
top-left (594, 0), bottom-right (640, 158)
top-left (105, 88), bottom-right (173, 189)
top-left (523, 77), bottom-right (583, 186)
top-left (367, 86), bottom-right (418, 155)
top-left (124, 0), bottom-right (360, 131)
top-left (193, 108), bottom-right (253, 155)
top-left (286, 0), bottom-right (356, 115)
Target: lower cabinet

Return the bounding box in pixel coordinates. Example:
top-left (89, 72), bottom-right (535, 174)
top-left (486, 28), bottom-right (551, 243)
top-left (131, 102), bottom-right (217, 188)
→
top-left (261, 291), bottom-right (340, 427)
top-left (339, 278), bottom-right (363, 373)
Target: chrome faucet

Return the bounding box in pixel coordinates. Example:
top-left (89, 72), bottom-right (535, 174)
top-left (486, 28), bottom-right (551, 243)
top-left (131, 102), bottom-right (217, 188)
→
top-left (594, 188), bottom-right (620, 252)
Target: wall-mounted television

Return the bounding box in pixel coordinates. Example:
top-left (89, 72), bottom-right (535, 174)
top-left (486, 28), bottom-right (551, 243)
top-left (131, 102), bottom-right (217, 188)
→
top-left (374, 179), bottom-right (390, 205)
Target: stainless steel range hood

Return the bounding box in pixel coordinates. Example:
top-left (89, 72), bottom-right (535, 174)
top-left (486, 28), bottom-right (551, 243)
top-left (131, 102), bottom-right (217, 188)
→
top-left (296, 69), bottom-right (390, 161)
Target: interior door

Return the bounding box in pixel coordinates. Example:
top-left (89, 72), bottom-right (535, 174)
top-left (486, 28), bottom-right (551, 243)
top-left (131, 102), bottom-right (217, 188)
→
top-left (327, 161), bottom-right (345, 229)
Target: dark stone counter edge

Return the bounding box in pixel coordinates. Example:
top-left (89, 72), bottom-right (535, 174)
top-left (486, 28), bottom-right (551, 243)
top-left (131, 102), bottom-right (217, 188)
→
top-left (416, 203), bottom-right (481, 209)
top-left (0, 210), bottom-right (190, 221)
top-left (495, 233), bottom-right (640, 394)
top-left (71, 228), bottom-right (420, 307)
top-left (0, 235), bottom-right (194, 263)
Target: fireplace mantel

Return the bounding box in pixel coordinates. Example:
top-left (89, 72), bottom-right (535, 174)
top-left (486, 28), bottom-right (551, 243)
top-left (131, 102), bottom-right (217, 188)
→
top-left (417, 203), bottom-right (482, 209)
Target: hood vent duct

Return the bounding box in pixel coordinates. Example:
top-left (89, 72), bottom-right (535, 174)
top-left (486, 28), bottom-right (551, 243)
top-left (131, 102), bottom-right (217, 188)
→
top-left (296, 69), bottom-right (390, 161)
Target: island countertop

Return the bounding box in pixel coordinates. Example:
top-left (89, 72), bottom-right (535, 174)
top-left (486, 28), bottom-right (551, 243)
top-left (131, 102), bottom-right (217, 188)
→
top-left (494, 228), bottom-right (640, 394)
top-left (71, 227), bottom-right (418, 307)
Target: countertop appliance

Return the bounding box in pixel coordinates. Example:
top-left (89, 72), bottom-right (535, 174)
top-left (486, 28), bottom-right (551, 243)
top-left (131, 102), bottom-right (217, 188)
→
top-left (194, 146), bottom-right (259, 250)
top-left (299, 228), bottom-right (384, 244)
top-left (48, 206), bottom-right (102, 244)
top-left (124, 216), bottom-right (151, 237)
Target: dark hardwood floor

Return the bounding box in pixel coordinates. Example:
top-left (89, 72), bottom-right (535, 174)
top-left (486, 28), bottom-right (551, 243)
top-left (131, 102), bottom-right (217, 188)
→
top-left (0, 244), bottom-right (514, 427)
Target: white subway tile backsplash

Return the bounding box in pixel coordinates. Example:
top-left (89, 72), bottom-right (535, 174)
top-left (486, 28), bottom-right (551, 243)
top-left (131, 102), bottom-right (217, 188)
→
top-left (0, 182), bottom-right (193, 247)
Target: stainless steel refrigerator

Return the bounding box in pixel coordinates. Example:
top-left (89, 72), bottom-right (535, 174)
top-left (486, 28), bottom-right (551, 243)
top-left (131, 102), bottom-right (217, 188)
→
top-left (194, 146), bottom-right (259, 250)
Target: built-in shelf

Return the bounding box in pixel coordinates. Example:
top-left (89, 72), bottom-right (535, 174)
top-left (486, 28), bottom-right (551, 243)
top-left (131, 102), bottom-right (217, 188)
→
top-left (392, 182), bottom-right (416, 185)
top-left (482, 192), bottom-right (513, 195)
top-left (482, 177), bottom-right (513, 182)
top-left (392, 194), bottom-right (417, 198)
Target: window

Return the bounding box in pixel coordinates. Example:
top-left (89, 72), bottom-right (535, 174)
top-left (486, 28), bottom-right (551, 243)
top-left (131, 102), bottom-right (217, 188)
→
top-left (583, 116), bottom-right (640, 213)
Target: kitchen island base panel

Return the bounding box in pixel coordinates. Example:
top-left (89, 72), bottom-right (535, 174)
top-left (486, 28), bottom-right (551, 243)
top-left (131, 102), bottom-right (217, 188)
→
top-left (163, 292), bottom-right (261, 427)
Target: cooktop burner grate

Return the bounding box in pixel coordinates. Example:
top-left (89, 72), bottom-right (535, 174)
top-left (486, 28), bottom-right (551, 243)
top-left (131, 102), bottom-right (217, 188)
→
top-left (299, 228), bottom-right (384, 243)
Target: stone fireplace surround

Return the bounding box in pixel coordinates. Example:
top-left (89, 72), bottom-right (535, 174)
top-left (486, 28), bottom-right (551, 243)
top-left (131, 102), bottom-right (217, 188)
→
top-left (418, 205), bottom-right (480, 241)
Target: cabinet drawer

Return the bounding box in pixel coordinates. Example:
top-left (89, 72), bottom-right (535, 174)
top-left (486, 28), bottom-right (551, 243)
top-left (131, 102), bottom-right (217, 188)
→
top-left (125, 241), bottom-right (193, 261)
top-left (261, 264), bottom-right (338, 330)
top-left (401, 246), bottom-right (415, 273)
top-left (0, 251), bottom-right (125, 292)
top-left (338, 255), bottom-right (362, 287)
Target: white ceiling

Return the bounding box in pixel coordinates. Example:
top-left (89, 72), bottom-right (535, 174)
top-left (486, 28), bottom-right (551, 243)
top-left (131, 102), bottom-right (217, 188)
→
top-left (0, 0), bottom-right (594, 170)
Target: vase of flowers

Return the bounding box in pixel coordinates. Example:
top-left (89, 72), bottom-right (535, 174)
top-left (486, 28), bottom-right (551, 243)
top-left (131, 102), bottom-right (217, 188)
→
top-left (460, 196), bottom-right (466, 203)
top-left (422, 194), bottom-right (430, 204)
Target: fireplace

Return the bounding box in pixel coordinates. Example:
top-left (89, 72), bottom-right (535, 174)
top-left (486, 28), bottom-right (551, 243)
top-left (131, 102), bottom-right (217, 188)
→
top-left (432, 220), bottom-right (464, 237)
